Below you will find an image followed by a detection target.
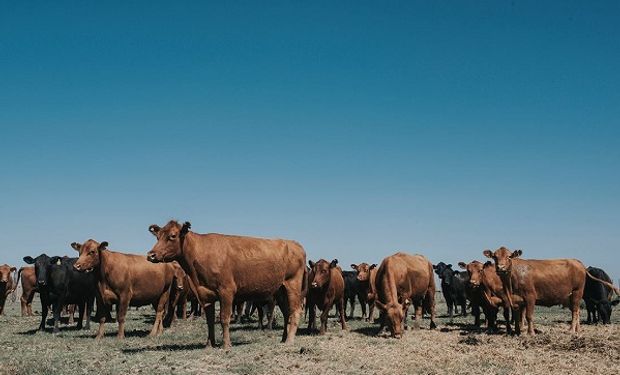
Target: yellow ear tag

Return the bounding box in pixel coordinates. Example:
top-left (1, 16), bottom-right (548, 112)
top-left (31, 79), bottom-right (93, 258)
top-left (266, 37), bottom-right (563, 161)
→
top-left (56, 259), bottom-right (62, 266)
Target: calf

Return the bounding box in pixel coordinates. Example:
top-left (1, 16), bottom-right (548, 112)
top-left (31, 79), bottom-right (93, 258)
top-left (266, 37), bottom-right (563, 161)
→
top-left (584, 266), bottom-right (618, 324)
top-left (72, 239), bottom-right (180, 339)
top-left (351, 263), bottom-right (377, 322)
top-left (433, 262), bottom-right (467, 319)
top-left (375, 253), bottom-right (436, 338)
top-left (306, 259), bottom-right (347, 334)
top-left (342, 270), bottom-right (365, 319)
top-left (0, 264), bottom-right (17, 315)
top-left (23, 255), bottom-right (96, 332)
top-left (482, 247), bottom-right (619, 335)
top-left (17, 267), bottom-right (37, 316)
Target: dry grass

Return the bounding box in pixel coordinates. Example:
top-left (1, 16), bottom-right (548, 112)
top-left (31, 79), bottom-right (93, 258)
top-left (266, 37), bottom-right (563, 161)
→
top-left (1, 295), bottom-right (619, 375)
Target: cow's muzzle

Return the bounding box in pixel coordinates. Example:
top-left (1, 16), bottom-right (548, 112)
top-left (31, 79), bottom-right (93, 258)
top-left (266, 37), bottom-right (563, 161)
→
top-left (147, 253), bottom-right (160, 263)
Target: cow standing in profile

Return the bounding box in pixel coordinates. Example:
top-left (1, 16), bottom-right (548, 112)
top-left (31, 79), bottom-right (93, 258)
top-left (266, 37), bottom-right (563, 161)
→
top-left (72, 239), bottom-right (181, 339)
top-left (306, 259), bottom-right (347, 334)
top-left (146, 220), bottom-right (307, 349)
top-left (0, 264), bottom-right (17, 315)
top-left (23, 254), bottom-right (96, 332)
top-left (16, 266), bottom-right (37, 316)
top-left (483, 246), bottom-right (620, 335)
top-left (375, 253), bottom-right (436, 338)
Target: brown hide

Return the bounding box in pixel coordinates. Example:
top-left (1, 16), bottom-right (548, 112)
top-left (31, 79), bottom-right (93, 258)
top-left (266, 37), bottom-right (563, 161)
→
top-left (0, 264), bottom-right (17, 315)
top-left (307, 259), bottom-right (346, 334)
top-left (72, 239), bottom-right (179, 339)
top-left (18, 267), bottom-right (37, 316)
top-left (375, 253), bottom-right (436, 338)
top-left (484, 247), bottom-right (586, 335)
top-left (353, 263), bottom-right (378, 322)
top-left (146, 220), bottom-right (307, 348)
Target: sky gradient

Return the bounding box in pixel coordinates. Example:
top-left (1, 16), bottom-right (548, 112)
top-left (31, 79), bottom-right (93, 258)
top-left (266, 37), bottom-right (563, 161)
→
top-left (1, 1), bottom-right (619, 281)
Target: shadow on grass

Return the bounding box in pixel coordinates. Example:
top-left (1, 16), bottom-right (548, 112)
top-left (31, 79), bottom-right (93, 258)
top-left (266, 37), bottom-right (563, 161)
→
top-left (350, 326), bottom-right (380, 337)
top-left (121, 340), bottom-right (253, 354)
top-left (17, 325), bottom-right (92, 335)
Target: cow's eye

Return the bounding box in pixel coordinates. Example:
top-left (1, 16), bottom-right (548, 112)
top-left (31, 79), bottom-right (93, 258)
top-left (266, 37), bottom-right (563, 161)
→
top-left (88, 250), bottom-right (95, 255)
top-left (168, 235), bottom-right (176, 241)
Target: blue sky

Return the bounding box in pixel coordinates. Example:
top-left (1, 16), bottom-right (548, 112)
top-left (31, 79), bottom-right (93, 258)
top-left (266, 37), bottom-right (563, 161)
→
top-left (1, 1), bottom-right (619, 281)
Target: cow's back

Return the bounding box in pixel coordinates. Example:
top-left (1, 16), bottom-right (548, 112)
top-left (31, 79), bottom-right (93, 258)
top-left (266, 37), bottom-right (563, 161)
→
top-left (377, 253), bottom-right (433, 304)
top-left (512, 258), bottom-right (586, 306)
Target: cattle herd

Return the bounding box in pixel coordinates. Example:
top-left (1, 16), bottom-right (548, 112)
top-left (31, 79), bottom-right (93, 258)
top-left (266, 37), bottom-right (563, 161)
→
top-left (1, 220), bottom-right (619, 350)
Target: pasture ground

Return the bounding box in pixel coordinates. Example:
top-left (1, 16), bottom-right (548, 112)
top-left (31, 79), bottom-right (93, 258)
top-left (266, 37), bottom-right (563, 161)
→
top-left (1, 295), bottom-right (619, 375)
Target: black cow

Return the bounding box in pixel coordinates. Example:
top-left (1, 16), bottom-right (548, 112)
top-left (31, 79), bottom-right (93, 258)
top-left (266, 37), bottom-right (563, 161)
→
top-left (23, 254), bottom-right (96, 333)
top-left (584, 266), bottom-right (619, 324)
top-left (433, 262), bottom-right (467, 319)
top-left (342, 270), bottom-right (366, 320)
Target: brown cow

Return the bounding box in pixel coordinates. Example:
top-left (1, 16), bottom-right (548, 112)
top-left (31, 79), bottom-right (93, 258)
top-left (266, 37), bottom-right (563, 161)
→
top-left (146, 220), bottom-right (307, 348)
top-left (0, 264), bottom-right (17, 315)
top-left (17, 267), bottom-right (37, 316)
top-left (483, 247), bottom-right (590, 335)
top-left (306, 259), bottom-right (347, 334)
top-left (351, 263), bottom-right (377, 322)
top-left (72, 239), bottom-right (180, 339)
top-left (459, 260), bottom-right (513, 333)
top-left (374, 253), bottom-right (436, 338)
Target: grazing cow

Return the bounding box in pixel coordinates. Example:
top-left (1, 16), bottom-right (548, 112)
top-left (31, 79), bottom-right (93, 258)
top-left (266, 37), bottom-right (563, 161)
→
top-left (375, 253), bottom-right (436, 338)
top-left (146, 220), bottom-right (307, 348)
top-left (459, 261), bottom-right (512, 333)
top-left (584, 266), bottom-right (619, 324)
top-left (351, 263), bottom-right (377, 322)
top-left (0, 264), bottom-right (17, 315)
top-left (23, 255), bottom-right (96, 333)
top-left (306, 259), bottom-right (347, 334)
top-left (17, 267), bottom-right (37, 316)
top-left (483, 247), bottom-right (620, 335)
top-left (342, 270), bottom-right (365, 319)
top-left (72, 239), bottom-right (181, 339)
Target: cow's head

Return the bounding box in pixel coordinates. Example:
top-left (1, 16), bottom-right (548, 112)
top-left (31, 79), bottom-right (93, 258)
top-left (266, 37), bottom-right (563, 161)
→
top-left (375, 298), bottom-right (409, 339)
top-left (433, 262), bottom-right (455, 286)
top-left (0, 264), bottom-right (16, 284)
top-left (351, 263), bottom-right (376, 282)
top-left (595, 299), bottom-right (619, 324)
top-left (459, 261), bottom-right (484, 288)
top-left (483, 247), bottom-right (522, 275)
top-left (147, 220), bottom-right (191, 263)
top-left (309, 259), bottom-right (337, 289)
top-left (23, 254), bottom-right (60, 287)
top-left (72, 239), bottom-right (107, 273)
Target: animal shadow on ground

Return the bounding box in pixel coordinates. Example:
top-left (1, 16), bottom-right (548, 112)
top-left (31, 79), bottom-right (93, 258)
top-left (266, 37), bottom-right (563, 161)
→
top-left (18, 325), bottom-right (88, 335)
top-left (350, 326), bottom-right (380, 337)
top-left (121, 340), bottom-right (252, 354)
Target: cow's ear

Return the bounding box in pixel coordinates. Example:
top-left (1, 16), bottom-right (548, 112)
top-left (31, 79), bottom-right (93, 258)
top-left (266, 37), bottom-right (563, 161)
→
top-left (330, 259), bottom-right (338, 268)
top-left (50, 256), bottom-right (61, 265)
top-left (484, 261), bottom-right (493, 267)
top-left (432, 264), bottom-right (437, 270)
top-left (611, 300), bottom-right (620, 306)
top-left (453, 270), bottom-right (460, 276)
top-left (483, 250), bottom-right (494, 259)
top-left (23, 256), bottom-right (35, 264)
top-left (71, 242), bottom-right (82, 251)
top-left (458, 262), bottom-right (467, 269)
top-left (370, 264), bottom-right (377, 269)
top-left (308, 260), bottom-right (315, 268)
top-left (10, 267), bottom-right (17, 272)
top-left (180, 221), bottom-right (191, 236)
top-left (351, 264), bottom-right (358, 270)
top-left (510, 249), bottom-right (522, 259)
top-left (149, 225), bottom-right (161, 236)
top-left (447, 264), bottom-right (452, 268)
top-left (98, 241), bottom-right (109, 251)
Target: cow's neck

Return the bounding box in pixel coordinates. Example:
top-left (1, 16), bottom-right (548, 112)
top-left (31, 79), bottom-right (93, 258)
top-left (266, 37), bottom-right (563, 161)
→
top-left (96, 251), bottom-right (111, 290)
top-left (176, 232), bottom-right (211, 306)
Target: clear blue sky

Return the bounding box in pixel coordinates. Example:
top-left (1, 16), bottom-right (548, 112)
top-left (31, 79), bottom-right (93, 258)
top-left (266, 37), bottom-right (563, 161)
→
top-left (1, 1), bottom-right (619, 281)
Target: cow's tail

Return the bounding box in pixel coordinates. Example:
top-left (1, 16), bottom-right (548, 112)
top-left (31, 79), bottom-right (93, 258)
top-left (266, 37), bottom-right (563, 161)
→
top-left (301, 264), bottom-right (308, 298)
top-left (585, 270), bottom-right (620, 296)
top-left (9, 268), bottom-right (23, 303)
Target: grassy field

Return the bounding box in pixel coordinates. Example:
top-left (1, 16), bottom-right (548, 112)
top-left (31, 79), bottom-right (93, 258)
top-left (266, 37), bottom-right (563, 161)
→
top-left (1, 295), bottom-right (619, 375)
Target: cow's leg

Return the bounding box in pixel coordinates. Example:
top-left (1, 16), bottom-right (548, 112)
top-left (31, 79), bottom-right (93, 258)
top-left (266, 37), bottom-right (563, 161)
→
top-left (67, 304), bottom-right (75, 326)
top-left (358, 293), bottom-right (367, 319)
top-left (282, 278), bottom-right (303, 344)
top-left (413, 303), bottom-right (422, 329)
top-left (319, 306), bottom-right (329, 335)
top-left (348, 296), bottom-right (355, 320)
top-left (150, 292), bottom-right (168, 336)
top-left (267, 301), bottom-right (275, 330)
top-left (258, 303), bottom-right (265, 330)
top-left (205, 303), bottom-right (216, 347)
top-left (367, 299), bottom-right (375, 322)
top-left (570, 288), bottom-right (583, 333)
top-left (219, 292), bottom-right (234, 348)
top-left (52, 301), bottom-right (63, 334)
top-left (39, 299), bottom-right (48, 331)
top-left (116, 300), bottom-right (129, 339)
top-left (306, 300), bottom-right (316, 332)
top-left (473, 302), bottom-right (481, 327)
top-left (337, 298), bottom-right (347, 331)
top-left (21, 293), bottom-right (28, 317)
top-left (76, 302), bottom-right (85, 330)
top-left (84, 297), bottom-right (93, 330)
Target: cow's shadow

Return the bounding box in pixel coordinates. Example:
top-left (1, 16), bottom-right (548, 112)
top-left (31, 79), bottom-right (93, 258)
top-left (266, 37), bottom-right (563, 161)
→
top-left (17, 326), bottom-right (91, 335)
top-left (350, 326), bottom-right (381, 337)
top-left (121, 340), bottom-right (252, 354)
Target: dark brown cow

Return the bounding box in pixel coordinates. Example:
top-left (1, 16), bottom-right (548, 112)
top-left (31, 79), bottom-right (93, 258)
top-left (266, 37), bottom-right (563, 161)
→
top-left (483, 247), bottom-right (612, 335)
top-left (17, 267), bottom-right (37, 316)
top-left (351, 263), bottom-right (377, 322)
top-left (0, 264), bottom-right (17, 315)
top-left (146, 220), bottom-right (307, 348)
top-left (375, 253), bottom-right (436, 338)
top-left (459, 260), bottom-right (512, 333)
top-left (72, 239), bottom-right (180, 339)
top-left (307, 259), bottom-right (347, 334)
